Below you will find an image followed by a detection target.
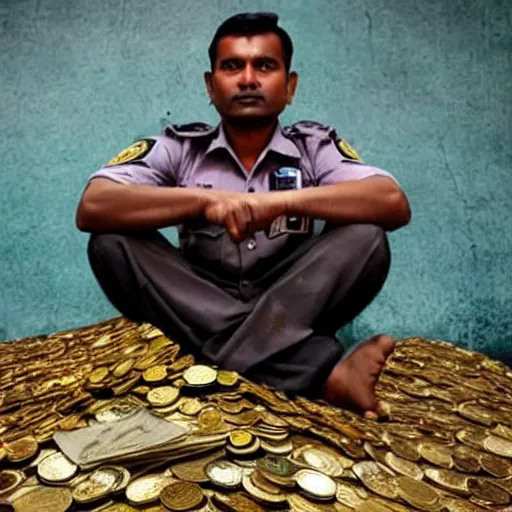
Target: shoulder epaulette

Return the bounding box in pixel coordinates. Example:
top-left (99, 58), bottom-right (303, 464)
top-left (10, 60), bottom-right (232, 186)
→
top-left (283, 120), bottom-right (336, 140)
top-left (284, 120), bottom-right (363, 163)
top-left (164, 122), bottom-right (217, 138)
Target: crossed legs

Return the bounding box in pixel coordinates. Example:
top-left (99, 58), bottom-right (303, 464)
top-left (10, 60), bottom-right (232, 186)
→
top-left (87, 224), bottom-right (392, 414)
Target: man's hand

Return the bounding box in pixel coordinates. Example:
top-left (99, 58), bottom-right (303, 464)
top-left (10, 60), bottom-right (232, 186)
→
top-left (204, 191), bottom-right (287, 242)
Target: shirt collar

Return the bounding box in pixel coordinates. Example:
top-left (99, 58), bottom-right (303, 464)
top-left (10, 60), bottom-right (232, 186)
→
top-left (205, 122), bottom-right (301, 159)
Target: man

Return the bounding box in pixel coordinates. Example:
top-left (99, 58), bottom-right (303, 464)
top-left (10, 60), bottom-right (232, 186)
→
top-left (76, 12), bottom-right (411, 418)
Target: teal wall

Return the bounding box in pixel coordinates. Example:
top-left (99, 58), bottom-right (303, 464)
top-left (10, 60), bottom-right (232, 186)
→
top-left (1, 0), bottom-right (511, 359)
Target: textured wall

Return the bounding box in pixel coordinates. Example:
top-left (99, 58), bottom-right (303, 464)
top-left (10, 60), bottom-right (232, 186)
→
top-left (1, 0), bottom-right (511, 359)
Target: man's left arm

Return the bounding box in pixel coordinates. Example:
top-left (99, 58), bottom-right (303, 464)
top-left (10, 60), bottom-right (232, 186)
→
top-left (278, 135), bottom-right (411, 231)
top-left (282, 175), bottom-right (411, 231)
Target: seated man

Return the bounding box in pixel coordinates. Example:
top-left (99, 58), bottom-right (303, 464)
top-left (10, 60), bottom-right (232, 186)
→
top-left (76, 12), bottom-right (411, 418)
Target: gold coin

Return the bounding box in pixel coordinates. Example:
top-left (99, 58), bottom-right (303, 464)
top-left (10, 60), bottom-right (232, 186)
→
top-left (336, 480), bottom-right (367, 508)
top-left (396, 476), bottom-right (441, 511)
top-left (227, 436), bottom-right (261, 456)
top-left (170, 451), bottom-right (223, 483)
top-left (260, 439), bottom-right (293, 456)
top-left (452, 451), bottom-right (481, 474)
top-left (217, 370), bottom-right (239, 387)
top-left (72, 466), bottom-right (119, 504)
top-left (11, 487), bottom-right (73, 512)
top-left (160, 481), bottom-right (205, 511)
top-left (295, 469), bottom-right (337, 501)
top-left (241, 474), bottom-right (287, 505)
top-left (183, 365), bottom-right (217, 386)
top-left (206, 460), bottom-right (243, 488)
top-left (250, 469), bottom-right (283, 496)
top-left (229, 430), bottom-right (254, 448)
top-left (352, 461), bottom-right (399, 500)
top-left (483, 434), bottom-right (512, 457)
top-left (302, 447), bottom-right (344, 477)
top-left (383, 433), bottom-right (421, 462)
top-left (142, 364), bottom-right (168, 383)
top-left (0, 470), bottom-right (24, 496)
top-left (455, 427), bottom-right (487, 450)
top-left (419, 442), bottom-right (453, 468)
top-left (441, 497), bottom-right (488, 512)
top-left (37, 452), bottom-right (78, 483)
top-left (88, 366), bottom-right (109, 384)
top-left (424, 468), bottom-right (470, 495)
top-left (146, 386), bottom-right (179, 407)
top-left (384, 452), bottom-right (424, 480)
top-left (132, 385), bottom-right (151, 396)
top-left (480, 451), bottom-right (512, 477)
top-left (197, 406), bottom-right (224, 432)
top-left (4, 435), bottom-right (38, 463)
top-left (149, 334), bottom-right (173, 349)
top-left (467, 477), bottom-right (510, 506)
top-left (491, 424), bottom-right (512, 441)
top-left (179, 398), bottom-right (204, 416)
top-left (126, 474), bottom-right (172, 505)
top-left (223, 409), bottom-right (261, 426)
top-left (122, 342), bottom-right (149, 358)
top-left (111, 358), bottom-right (135, 378)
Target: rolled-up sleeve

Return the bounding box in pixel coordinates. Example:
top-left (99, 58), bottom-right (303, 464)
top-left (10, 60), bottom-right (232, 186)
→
top-left (314, 138), bottom-right (401, 187)
top-left (88, 135), bottom-right (182, 187)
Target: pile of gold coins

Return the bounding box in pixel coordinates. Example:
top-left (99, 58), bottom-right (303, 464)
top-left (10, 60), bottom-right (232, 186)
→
top-left (1, 317), bottom-right (512, 511)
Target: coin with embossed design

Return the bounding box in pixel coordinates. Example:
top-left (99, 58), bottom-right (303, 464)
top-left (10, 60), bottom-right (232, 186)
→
top-left (4, 435), bottom-right (38, 463)
top-left (11, 487), bottom-right (73, 512)
top-left (206, 460), bottom-right (243, 488)
top-left (37, 452), bottom-right (77, 483)
top-left (183, 365), bottom-right (217, 386)
top-left (295, 469), bottom-right (336, 501)
top-left (146, 386), bottom-right (179, 407)
top-left (126, 473), bottom-right (172, 505)
top-left (142, 364), bottom-right (168, 383)
top-left (396, 476), bottom-right (441, 511)
top-left (160, 481), bottom-right (205, 511)
top-left (0, 470), bottom-right (24, 496)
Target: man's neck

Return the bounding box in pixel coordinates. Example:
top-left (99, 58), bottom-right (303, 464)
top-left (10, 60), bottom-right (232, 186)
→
top-left (222, 118), bottom-right (278, 173)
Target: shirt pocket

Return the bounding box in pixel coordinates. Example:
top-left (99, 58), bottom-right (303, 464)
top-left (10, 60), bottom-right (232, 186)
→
top-left (180, 223), bottom-right (227, 269)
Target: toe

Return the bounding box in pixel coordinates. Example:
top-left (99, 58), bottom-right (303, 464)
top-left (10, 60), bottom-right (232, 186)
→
top-left (363, 410), bottom-right (379, 420)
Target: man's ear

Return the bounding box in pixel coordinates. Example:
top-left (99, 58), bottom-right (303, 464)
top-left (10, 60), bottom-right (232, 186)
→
top-left (286, 71), bottom-right (298, 104)
top-left (204, 71), bottom-right (214, 101)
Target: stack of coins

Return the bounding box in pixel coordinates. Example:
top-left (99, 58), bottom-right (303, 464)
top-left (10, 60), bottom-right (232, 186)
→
top-left (1, 320), bottom-right (512, 510)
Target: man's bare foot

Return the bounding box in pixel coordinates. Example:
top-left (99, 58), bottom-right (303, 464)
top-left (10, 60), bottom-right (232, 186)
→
top-left (322, 334), bottom-right (395, 418)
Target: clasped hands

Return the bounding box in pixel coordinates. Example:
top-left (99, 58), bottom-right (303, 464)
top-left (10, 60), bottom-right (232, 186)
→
top-left (203, 190), bottom-right (289, 243)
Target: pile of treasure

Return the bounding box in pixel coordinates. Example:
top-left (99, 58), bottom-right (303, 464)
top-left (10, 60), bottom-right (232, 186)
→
top-left (1, 317), bottom-right (512, 511)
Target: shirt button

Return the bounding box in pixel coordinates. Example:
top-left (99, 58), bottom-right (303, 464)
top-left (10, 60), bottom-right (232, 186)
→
top-left (241, 280), bottom-right (249, 287)
top-left (248, 186), bottom-right (255, 193)
top-left (247, 239), bottom-right (257, 250)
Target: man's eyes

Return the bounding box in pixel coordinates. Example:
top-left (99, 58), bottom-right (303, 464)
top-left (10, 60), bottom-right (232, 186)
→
top-left (221, 61), bottom-right (240, 71)
top-left (220, 60), bottom-right (277, 71)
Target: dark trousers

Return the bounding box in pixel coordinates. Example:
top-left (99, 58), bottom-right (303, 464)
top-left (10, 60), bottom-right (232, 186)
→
top-left (87, 224), bottom-right (390, 396)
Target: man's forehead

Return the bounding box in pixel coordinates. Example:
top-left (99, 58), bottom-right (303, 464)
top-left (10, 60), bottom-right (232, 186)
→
top-left (216, 33), bottom-right (284, 60)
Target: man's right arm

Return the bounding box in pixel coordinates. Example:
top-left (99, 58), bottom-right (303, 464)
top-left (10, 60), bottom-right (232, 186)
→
top-left (76, 178), bottom-right (212, 232)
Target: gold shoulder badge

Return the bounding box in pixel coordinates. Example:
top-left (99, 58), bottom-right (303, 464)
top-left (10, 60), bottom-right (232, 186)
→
top-left (337, 139), bottom-right (363, 163)
top-left (106, 139), bottom-right (155, 166)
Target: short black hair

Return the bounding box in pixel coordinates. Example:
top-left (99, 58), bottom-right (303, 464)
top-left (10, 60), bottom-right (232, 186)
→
top-left (208, 12), bottom-right (293, 72)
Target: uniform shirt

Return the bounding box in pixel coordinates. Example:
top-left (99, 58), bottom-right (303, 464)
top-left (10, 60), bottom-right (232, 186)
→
top-left (89, 120), bottom-right (399, 280)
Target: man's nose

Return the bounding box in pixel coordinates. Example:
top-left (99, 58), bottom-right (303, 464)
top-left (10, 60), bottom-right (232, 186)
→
top-left (238, 65), bottom-right (259, 89)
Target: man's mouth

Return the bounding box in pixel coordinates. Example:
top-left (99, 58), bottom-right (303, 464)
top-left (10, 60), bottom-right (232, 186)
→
top-left (233, 94), bottom-right (264, 104)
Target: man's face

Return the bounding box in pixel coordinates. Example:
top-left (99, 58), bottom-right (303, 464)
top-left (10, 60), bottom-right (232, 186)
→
top-left (205, 33), bottom-right (297, 122)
